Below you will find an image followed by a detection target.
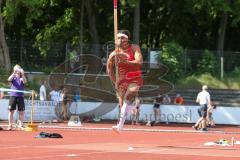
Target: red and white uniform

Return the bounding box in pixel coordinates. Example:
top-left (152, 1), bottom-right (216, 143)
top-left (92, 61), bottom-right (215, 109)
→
top-left (115, 45), bottom-right (143, 95)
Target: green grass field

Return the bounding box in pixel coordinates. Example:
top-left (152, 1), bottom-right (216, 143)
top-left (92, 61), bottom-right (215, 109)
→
top-left (176, 73), bottom-right (240, 89)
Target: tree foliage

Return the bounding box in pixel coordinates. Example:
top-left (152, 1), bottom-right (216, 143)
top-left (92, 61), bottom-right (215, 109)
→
top-left (196, 50), bottom-right (217, 75)
top-left (3, 0), bottom-right (240, 49)
top-left (157, 41), bottom-right (185, 82)
top-left (1, 0), bottom-right (240, 73)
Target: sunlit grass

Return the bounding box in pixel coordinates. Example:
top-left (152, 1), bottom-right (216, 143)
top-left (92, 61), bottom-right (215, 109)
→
top-left (176, 73), bottom-right (240, 89)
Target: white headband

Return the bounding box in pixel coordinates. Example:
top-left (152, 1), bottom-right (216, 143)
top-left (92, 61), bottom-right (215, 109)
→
top-left (117, 33), bottom-right (128, 39)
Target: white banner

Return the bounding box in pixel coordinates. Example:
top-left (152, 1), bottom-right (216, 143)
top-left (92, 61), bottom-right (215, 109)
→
top-left (0, 99), bottom-right (57, 121)
top-left (0, 99), bottom-right (239, 125)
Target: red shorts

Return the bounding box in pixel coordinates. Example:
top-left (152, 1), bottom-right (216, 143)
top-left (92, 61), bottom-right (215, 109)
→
top-left (117, 72), bottom-right (143, 98)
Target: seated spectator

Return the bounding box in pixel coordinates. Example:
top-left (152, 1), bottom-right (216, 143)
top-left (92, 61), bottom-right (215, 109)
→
top-left (174, 94), bottom-right (184, 105)
top-left (194, 101), bottom-right (217, 130)
top-left (162, 94), bottom-right (171, 104)
top-left (206, 102), bottom-right (217, 127)
top-left (60, 87), bottom-right (69, 121)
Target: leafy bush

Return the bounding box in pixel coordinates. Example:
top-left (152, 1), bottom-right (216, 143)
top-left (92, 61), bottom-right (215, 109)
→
top-left (196, 50), bottom-right (217, 75)
top-left (156, 41), bottom-right (185, 82)
top-left (227, 66), bottom-right (240, 78)
top-left (0, 69), bottom-right (9, 88)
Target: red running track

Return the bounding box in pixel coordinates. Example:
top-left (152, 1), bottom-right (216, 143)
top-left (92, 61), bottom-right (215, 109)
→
top-left (0, 122), bottom-right (240, 160)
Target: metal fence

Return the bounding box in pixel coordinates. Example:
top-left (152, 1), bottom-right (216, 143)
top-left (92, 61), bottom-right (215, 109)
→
top-left (183, 49), bottom-right (240, 78)
top-left (7, 40), bottom-right (240, 77)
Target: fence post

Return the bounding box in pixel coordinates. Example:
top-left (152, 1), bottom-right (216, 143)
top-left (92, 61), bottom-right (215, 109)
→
top-left (221, 56), bottom-right (224, 80)
top-left (65, 42), bottom-right (69, 73)
top-left (184, 48), bottom-right (187, 74)
top-left (20, 38), bottom-right (23, 65)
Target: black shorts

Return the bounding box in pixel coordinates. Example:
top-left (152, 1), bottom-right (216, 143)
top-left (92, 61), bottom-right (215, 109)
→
top-left (8, 96), bottom-right (25, 111)
top-left (153, 104), bottom-right (160, 109)
top-left (197, 104), bottom-right (207, 118)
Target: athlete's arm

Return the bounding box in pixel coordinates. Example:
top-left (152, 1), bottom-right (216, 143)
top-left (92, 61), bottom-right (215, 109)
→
top-left (107, 51), bottom-right (116, 83)
top-left (125, 45), bottom-right (143, 66)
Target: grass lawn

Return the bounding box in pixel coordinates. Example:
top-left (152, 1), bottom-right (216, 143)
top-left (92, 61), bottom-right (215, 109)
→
top-left (176, 73), bottom-right (240, 90)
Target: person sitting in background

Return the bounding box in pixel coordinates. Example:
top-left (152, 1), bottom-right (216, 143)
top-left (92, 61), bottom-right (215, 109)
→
top-left (194, 102), bottom-right (216, 130)
top-left (60, 87), bottom-right (69, 121)
top-left (206, 102), bottom-right (217, 128)
top-left (174, 93), bottom-right (184, 105)
top-left (162, 94), bottom-right (171, 104)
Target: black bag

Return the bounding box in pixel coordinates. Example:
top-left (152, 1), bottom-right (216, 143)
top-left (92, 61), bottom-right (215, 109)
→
top-left (36, 132), bottom-right (63, 138)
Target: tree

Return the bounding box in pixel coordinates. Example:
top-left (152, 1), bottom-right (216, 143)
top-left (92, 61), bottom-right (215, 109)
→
top-left (3, 0), bottom-right (240, 56)
top-left (85, 0), bottom-right (100, 56)
top-left (0, 0), bottom-right (11, 71)
top-left (196, 50), bottom-right (217, 75)
top-left (133, 0), bottom-right (140, 44)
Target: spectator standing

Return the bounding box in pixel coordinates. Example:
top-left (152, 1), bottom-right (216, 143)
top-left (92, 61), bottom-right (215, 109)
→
top-left (60, 87), bottom-right (68, 121)
top-left (131, 97), bottom-right (142, 125)
top-left (39, 80), bottom-right (47, 101)
top-left (153, 94), bottom-right (163, 124)
top-left (192, 85), bottom-right (211, 131)
top-left (7, 64), bottom-right (27, 130)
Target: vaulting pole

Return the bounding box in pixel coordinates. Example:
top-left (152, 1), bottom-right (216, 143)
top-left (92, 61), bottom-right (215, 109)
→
top-left (113, 0), bottom-right (118, 89)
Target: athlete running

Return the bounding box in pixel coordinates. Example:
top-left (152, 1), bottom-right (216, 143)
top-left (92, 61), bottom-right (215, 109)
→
top-left (107, 30), bottom-right (143, 132)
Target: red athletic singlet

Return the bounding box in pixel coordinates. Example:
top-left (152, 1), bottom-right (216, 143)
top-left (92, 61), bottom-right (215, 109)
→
top-left (116, 45), bottom-right (143, 95)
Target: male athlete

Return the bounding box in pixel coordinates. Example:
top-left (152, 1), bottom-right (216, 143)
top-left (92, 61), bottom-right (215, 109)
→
top-left (107, 30), bottom-right (143, 132)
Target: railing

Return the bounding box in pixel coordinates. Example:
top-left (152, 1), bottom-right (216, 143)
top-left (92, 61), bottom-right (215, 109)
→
top-left (7, 40), bottom-right (240, 77)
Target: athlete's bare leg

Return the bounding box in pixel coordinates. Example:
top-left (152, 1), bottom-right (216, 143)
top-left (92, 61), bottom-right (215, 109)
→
top-left (112, 83), bottom-right (140, 133)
